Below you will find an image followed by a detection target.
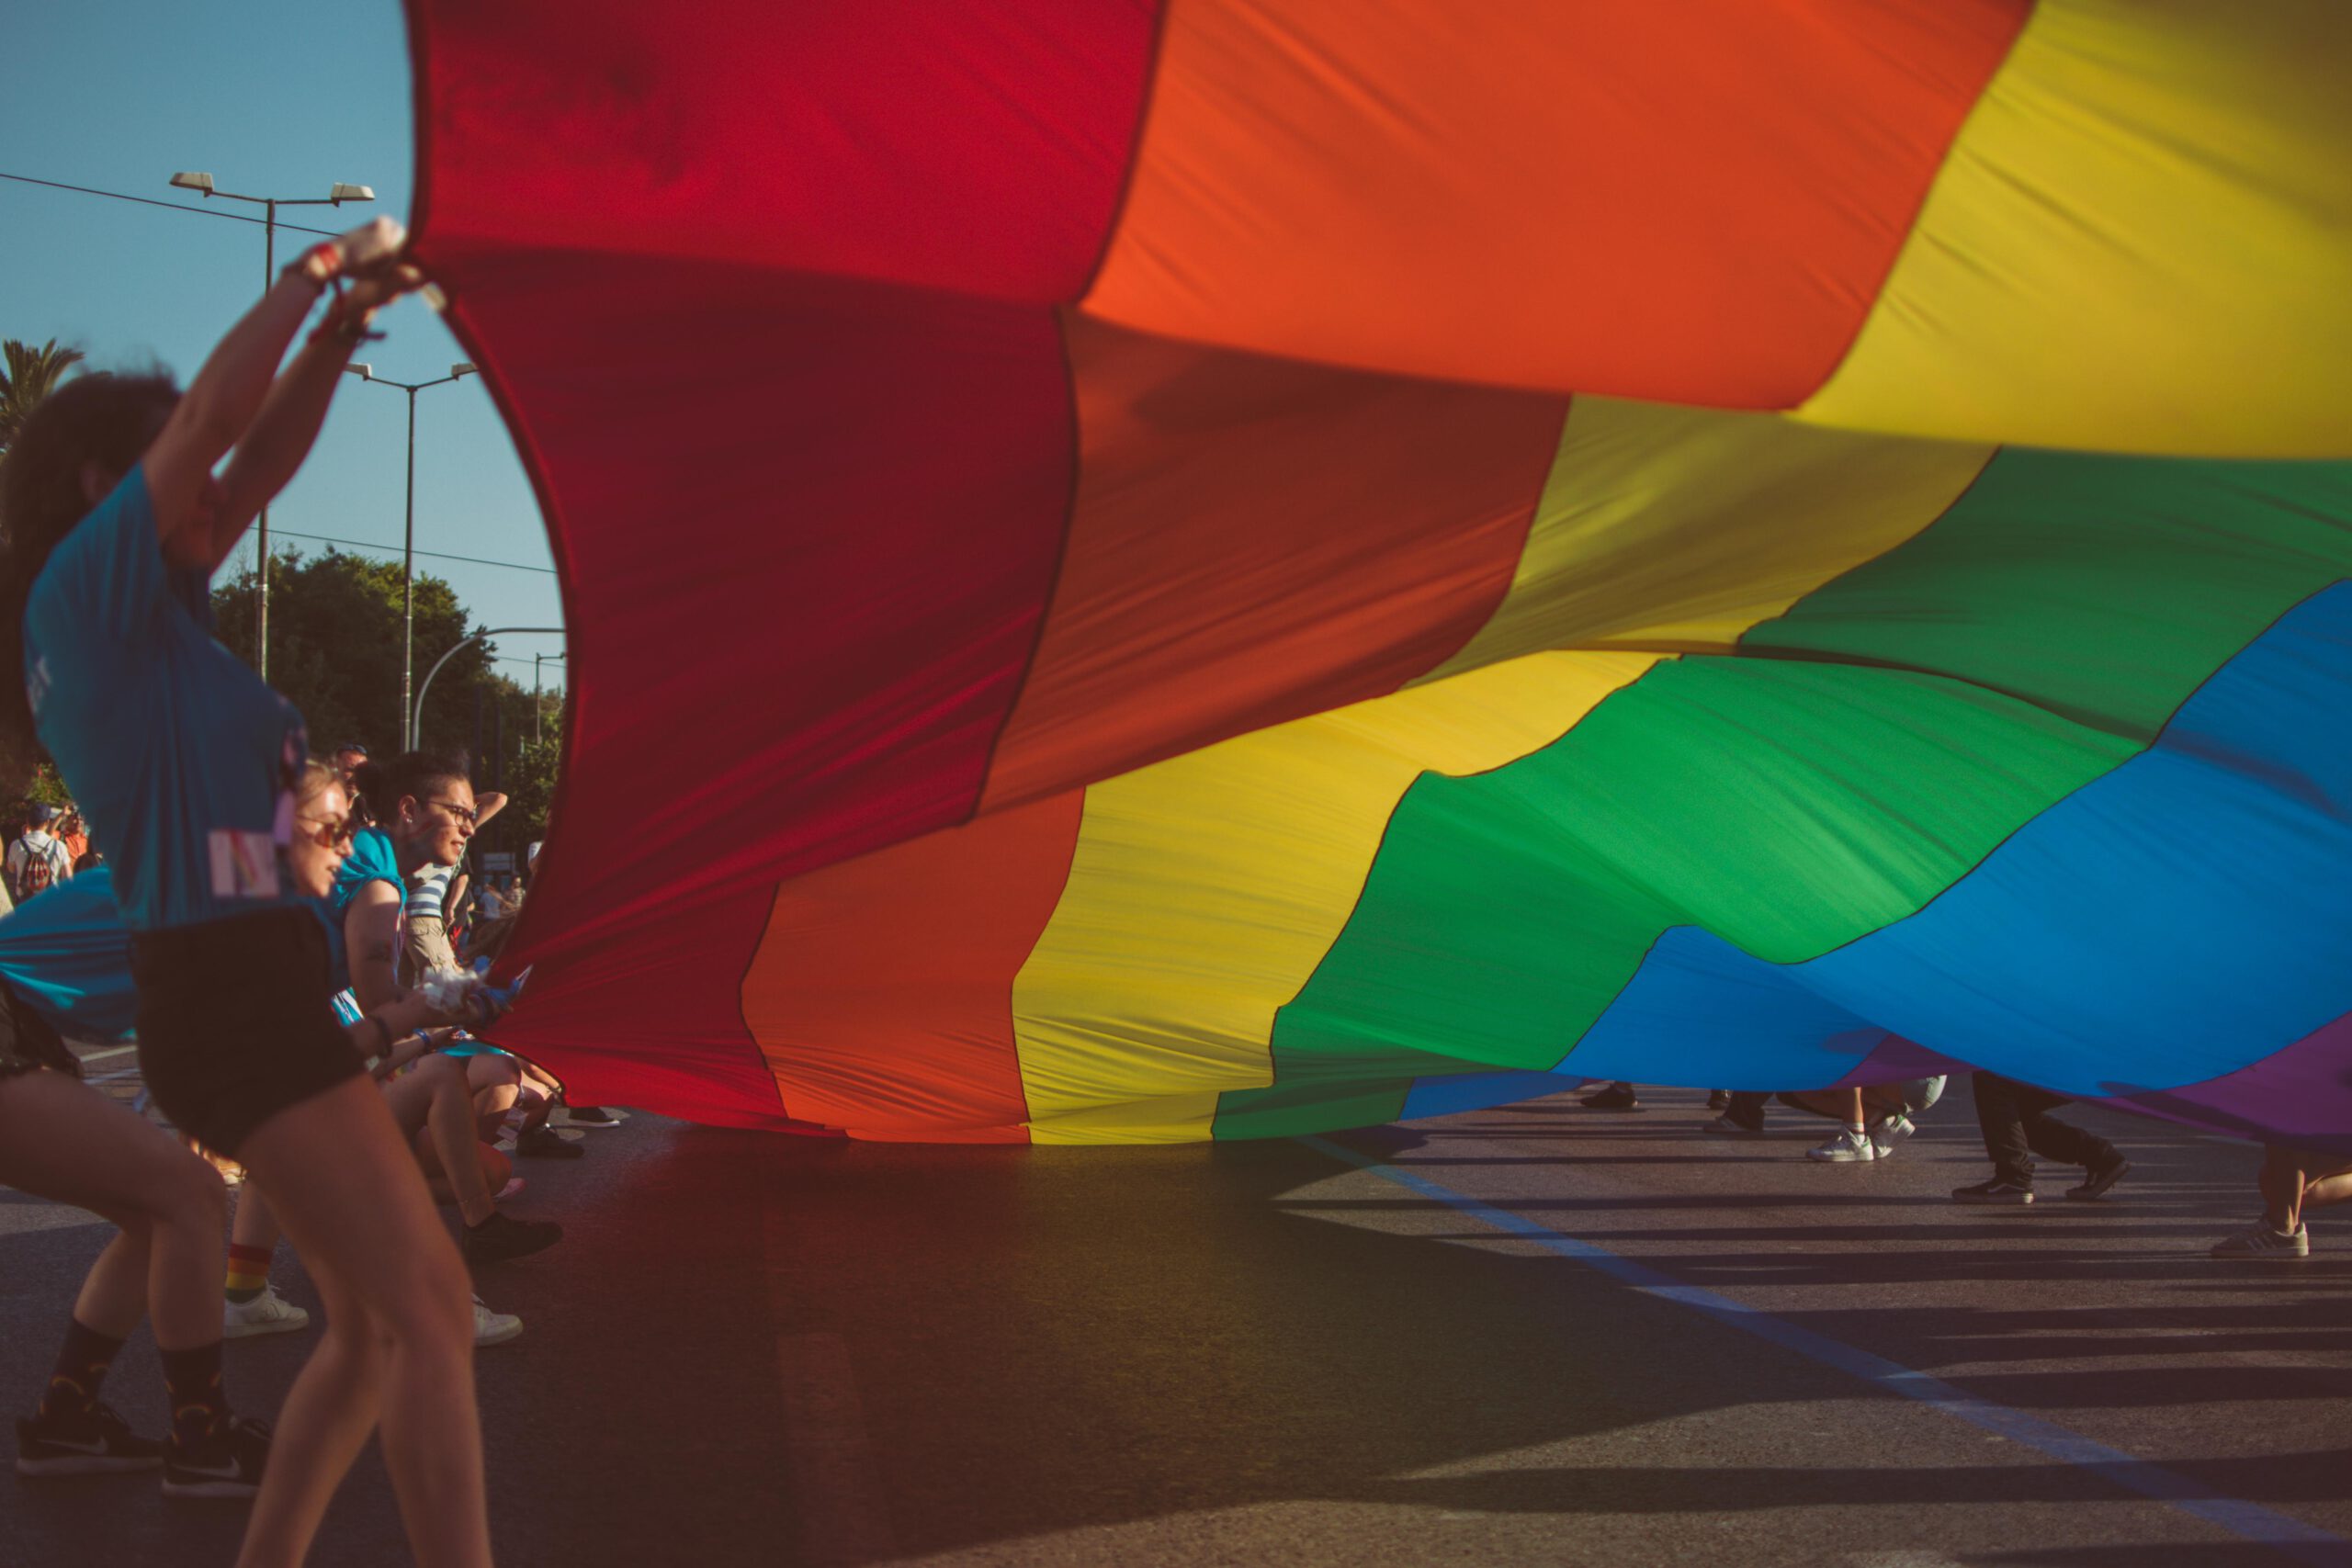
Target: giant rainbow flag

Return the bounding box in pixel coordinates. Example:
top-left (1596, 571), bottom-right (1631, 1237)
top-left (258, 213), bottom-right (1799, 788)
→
top-left (404, 0), bottom-right (2352, 1147)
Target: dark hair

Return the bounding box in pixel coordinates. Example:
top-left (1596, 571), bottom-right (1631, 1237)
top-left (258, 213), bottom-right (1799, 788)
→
top-left (0, 371), bottom-right (182, 753)
top-left (349, 750), bottom-right (469, 828)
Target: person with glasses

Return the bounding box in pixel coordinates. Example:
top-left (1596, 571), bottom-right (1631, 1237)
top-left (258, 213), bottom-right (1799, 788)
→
top-left (349, 756), bottom-right (582, 1165)
top-left (337, 752), bottom-right (564, 1259)
top-left (223, 761), bottom-right (549, 1348)
top-left (406, 788), bottom-right (505, 987)
top-left (0, 215), bottom-right (497, 1564)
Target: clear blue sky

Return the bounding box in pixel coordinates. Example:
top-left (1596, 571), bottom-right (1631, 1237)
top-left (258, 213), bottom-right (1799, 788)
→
top-left (3, 0), bottom-right (566, 697)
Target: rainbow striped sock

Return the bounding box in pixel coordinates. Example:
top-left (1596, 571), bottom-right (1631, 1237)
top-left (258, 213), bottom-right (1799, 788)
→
top-left (224, 1243), bottom-right (273, 1304)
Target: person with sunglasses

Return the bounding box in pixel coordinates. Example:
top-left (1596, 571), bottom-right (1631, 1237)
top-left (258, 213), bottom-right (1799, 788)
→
top-left (1, 216), bottom-right (498, 1564)
top-left (224, 762), bottom-right (551, 1349)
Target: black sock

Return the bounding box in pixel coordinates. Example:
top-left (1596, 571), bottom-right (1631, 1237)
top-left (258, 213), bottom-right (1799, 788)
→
top-left (156, 1342), bottom-right (230, 1447)
top-left (37, 1318), bottom-right (126, 1423)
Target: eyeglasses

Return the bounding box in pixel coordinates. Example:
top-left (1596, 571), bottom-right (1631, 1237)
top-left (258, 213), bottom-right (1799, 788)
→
top-left (294, 815), bottom-right (355, 850)
top-left (424, 799), bottom-right (479, 828)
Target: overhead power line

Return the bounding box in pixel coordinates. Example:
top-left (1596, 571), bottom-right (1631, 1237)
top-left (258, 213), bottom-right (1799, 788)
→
top-left (266, 528), bottom-right (558, 576)
top-left (0, 171), bottom-right (345, 237)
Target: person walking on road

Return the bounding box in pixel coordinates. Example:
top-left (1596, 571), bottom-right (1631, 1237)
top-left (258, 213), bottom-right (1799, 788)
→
top-left (1951, 1070), bottom-right (2132, 1205)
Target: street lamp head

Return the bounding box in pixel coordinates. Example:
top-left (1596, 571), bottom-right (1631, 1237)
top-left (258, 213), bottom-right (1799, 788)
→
top-left (169, 171), bottom-right (214, 195)
top-left (344, 363), bottom-right (373, 381)
top-left (327, 182), bottom-right (375, 204)
top-left (451, 363), bottom-right (477, 378)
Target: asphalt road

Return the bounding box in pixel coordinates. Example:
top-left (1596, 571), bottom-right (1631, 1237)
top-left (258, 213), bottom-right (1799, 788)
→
top-left (4, 1064), bottom-right (2347, 1567)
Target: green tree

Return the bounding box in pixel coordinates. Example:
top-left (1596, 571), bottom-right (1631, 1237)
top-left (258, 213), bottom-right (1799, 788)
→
top-left (0, 337), bottom-right (87, 453)
top-left (213, 548), bottom-right (493, 754)
top-left (211, 549), bottom-right (564, 846)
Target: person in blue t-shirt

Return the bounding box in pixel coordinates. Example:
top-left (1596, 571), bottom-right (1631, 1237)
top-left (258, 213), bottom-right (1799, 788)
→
top-left (343, 754), bottom-right (576, 1167)
top-left (0, 215), bottom-right (492, 1564)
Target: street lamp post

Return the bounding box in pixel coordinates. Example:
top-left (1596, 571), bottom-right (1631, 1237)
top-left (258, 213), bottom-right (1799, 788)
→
top-left (342, 362), bottom-right (477, 741)
top-left (413, 628), bottom-right (564, 751)
top-left (168, 172), bottom-right (373, 679)
top-left (533, 651), bottom-right (567, 743)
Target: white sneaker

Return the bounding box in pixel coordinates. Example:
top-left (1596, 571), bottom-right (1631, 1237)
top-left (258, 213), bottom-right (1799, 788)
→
top-left (1806, 1127), bottom-right (1879, 1163)
top-left (223, 1286), bottom-right (311, 1338)
top-left (472, 1296), bottom-right (524, 1348)
top-left (1870, 1112), bottom-right (1916, 1157)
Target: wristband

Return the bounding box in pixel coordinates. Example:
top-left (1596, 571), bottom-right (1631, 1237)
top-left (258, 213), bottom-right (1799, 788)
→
top-left (310, 293), bottom-right (384, 348)
top-left (283, 242), bottom-right (342, 289)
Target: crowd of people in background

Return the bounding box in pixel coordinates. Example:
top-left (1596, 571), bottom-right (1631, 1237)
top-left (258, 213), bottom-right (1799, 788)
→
top-left (1581, 1071), bottom-right (2348, 1254)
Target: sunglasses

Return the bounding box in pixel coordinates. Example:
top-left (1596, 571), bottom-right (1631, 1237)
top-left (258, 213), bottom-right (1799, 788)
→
top-left (424, 798), bottom-right (480, 828)
top-left (294, 814), bottom-right (356, 850)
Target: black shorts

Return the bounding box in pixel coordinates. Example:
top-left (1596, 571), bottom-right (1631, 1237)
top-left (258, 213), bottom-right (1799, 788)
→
top-left (130, 907), bottom-right (360, 1157)
top-left (0, 979), bottom-right (77, 1082)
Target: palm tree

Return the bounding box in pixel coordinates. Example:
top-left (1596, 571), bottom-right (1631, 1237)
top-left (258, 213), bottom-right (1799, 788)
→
top-left (0, 338), bottom-right (88, 455)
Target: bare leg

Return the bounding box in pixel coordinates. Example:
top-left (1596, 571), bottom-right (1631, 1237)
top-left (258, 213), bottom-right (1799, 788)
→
top-left (0, 1068), bottom-right (227, 1350)
top-left (465, 1053), bottom-right (522, 1133)
top-left (231, 1179), bottom-right (283, 1255)
top-left (233, 1250), bottom-right (384, 1562)
top-left (382, 1054), bottom-right (499, 1226)
top-left (71, 1232), bottom-right (153, 1341)
top-left (231, 1076), bottom-right (487, 1568)
top-left (2262, 1148), bottom-right (2352, 1232)
top-left (2301, 1169), bottom-right (2352, 1213)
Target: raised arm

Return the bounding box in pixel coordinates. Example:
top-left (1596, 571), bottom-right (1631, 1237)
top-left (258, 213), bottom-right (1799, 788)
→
top-left (139, 217), bottom-right (414, 569)
top-left (203, 261), bottom-right (424, 572)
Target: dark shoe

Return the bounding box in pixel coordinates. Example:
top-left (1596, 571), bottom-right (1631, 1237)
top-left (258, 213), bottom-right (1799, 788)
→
top-left (515, 1123), bottom-right (584, 1160)
top-left (461, 1209), bottom-right (564, 1266)
top-left (1579, 1083), bottom-right (1641, 1111)
top-left (17, 1402), bottom-right (164, 1476)
top-left (1701, 1112), bottom-right (1765, 1135)
top-left (1952, 1178), bottom-right (2036, 1205)
top-left (161, 1415), bottom-right (269, 1500)
top-left (559, 1105), bottom-right (623, 1127)
top-left (2066, 1154), bottom-right (2130, 1201)
top-left (1706, 1089), bottom-right (1730, 1111)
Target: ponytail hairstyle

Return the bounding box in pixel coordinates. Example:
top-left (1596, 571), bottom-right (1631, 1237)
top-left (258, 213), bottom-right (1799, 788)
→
top-left (0, 371), bottom-right (182, 758)
top-left (349, 750), bottom-right (469, 833)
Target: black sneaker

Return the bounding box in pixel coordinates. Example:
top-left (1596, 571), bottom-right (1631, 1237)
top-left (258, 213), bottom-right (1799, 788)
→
top-left (1579, 1083), bottom-right (1641, 1111)
top-left (17, 1402), bottom-right (164, 1476)
top-left (515, 1123), bottom-right (584, 1160)
top-left (1952, 1178), bottom-right (2036, 1206)
top-left (560, 1105), bottom-right (622, 1127)
top-left (161, 1415), bottom-right (270, 1500)
top-left (461, 1209), bottom-right (564, 1265)
top-left (2066, 1154), bottom-right (2131, 1201)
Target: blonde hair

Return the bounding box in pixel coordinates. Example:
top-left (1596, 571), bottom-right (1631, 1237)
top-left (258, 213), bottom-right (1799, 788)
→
top-left (296, 757), bottom-right (344, 807)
